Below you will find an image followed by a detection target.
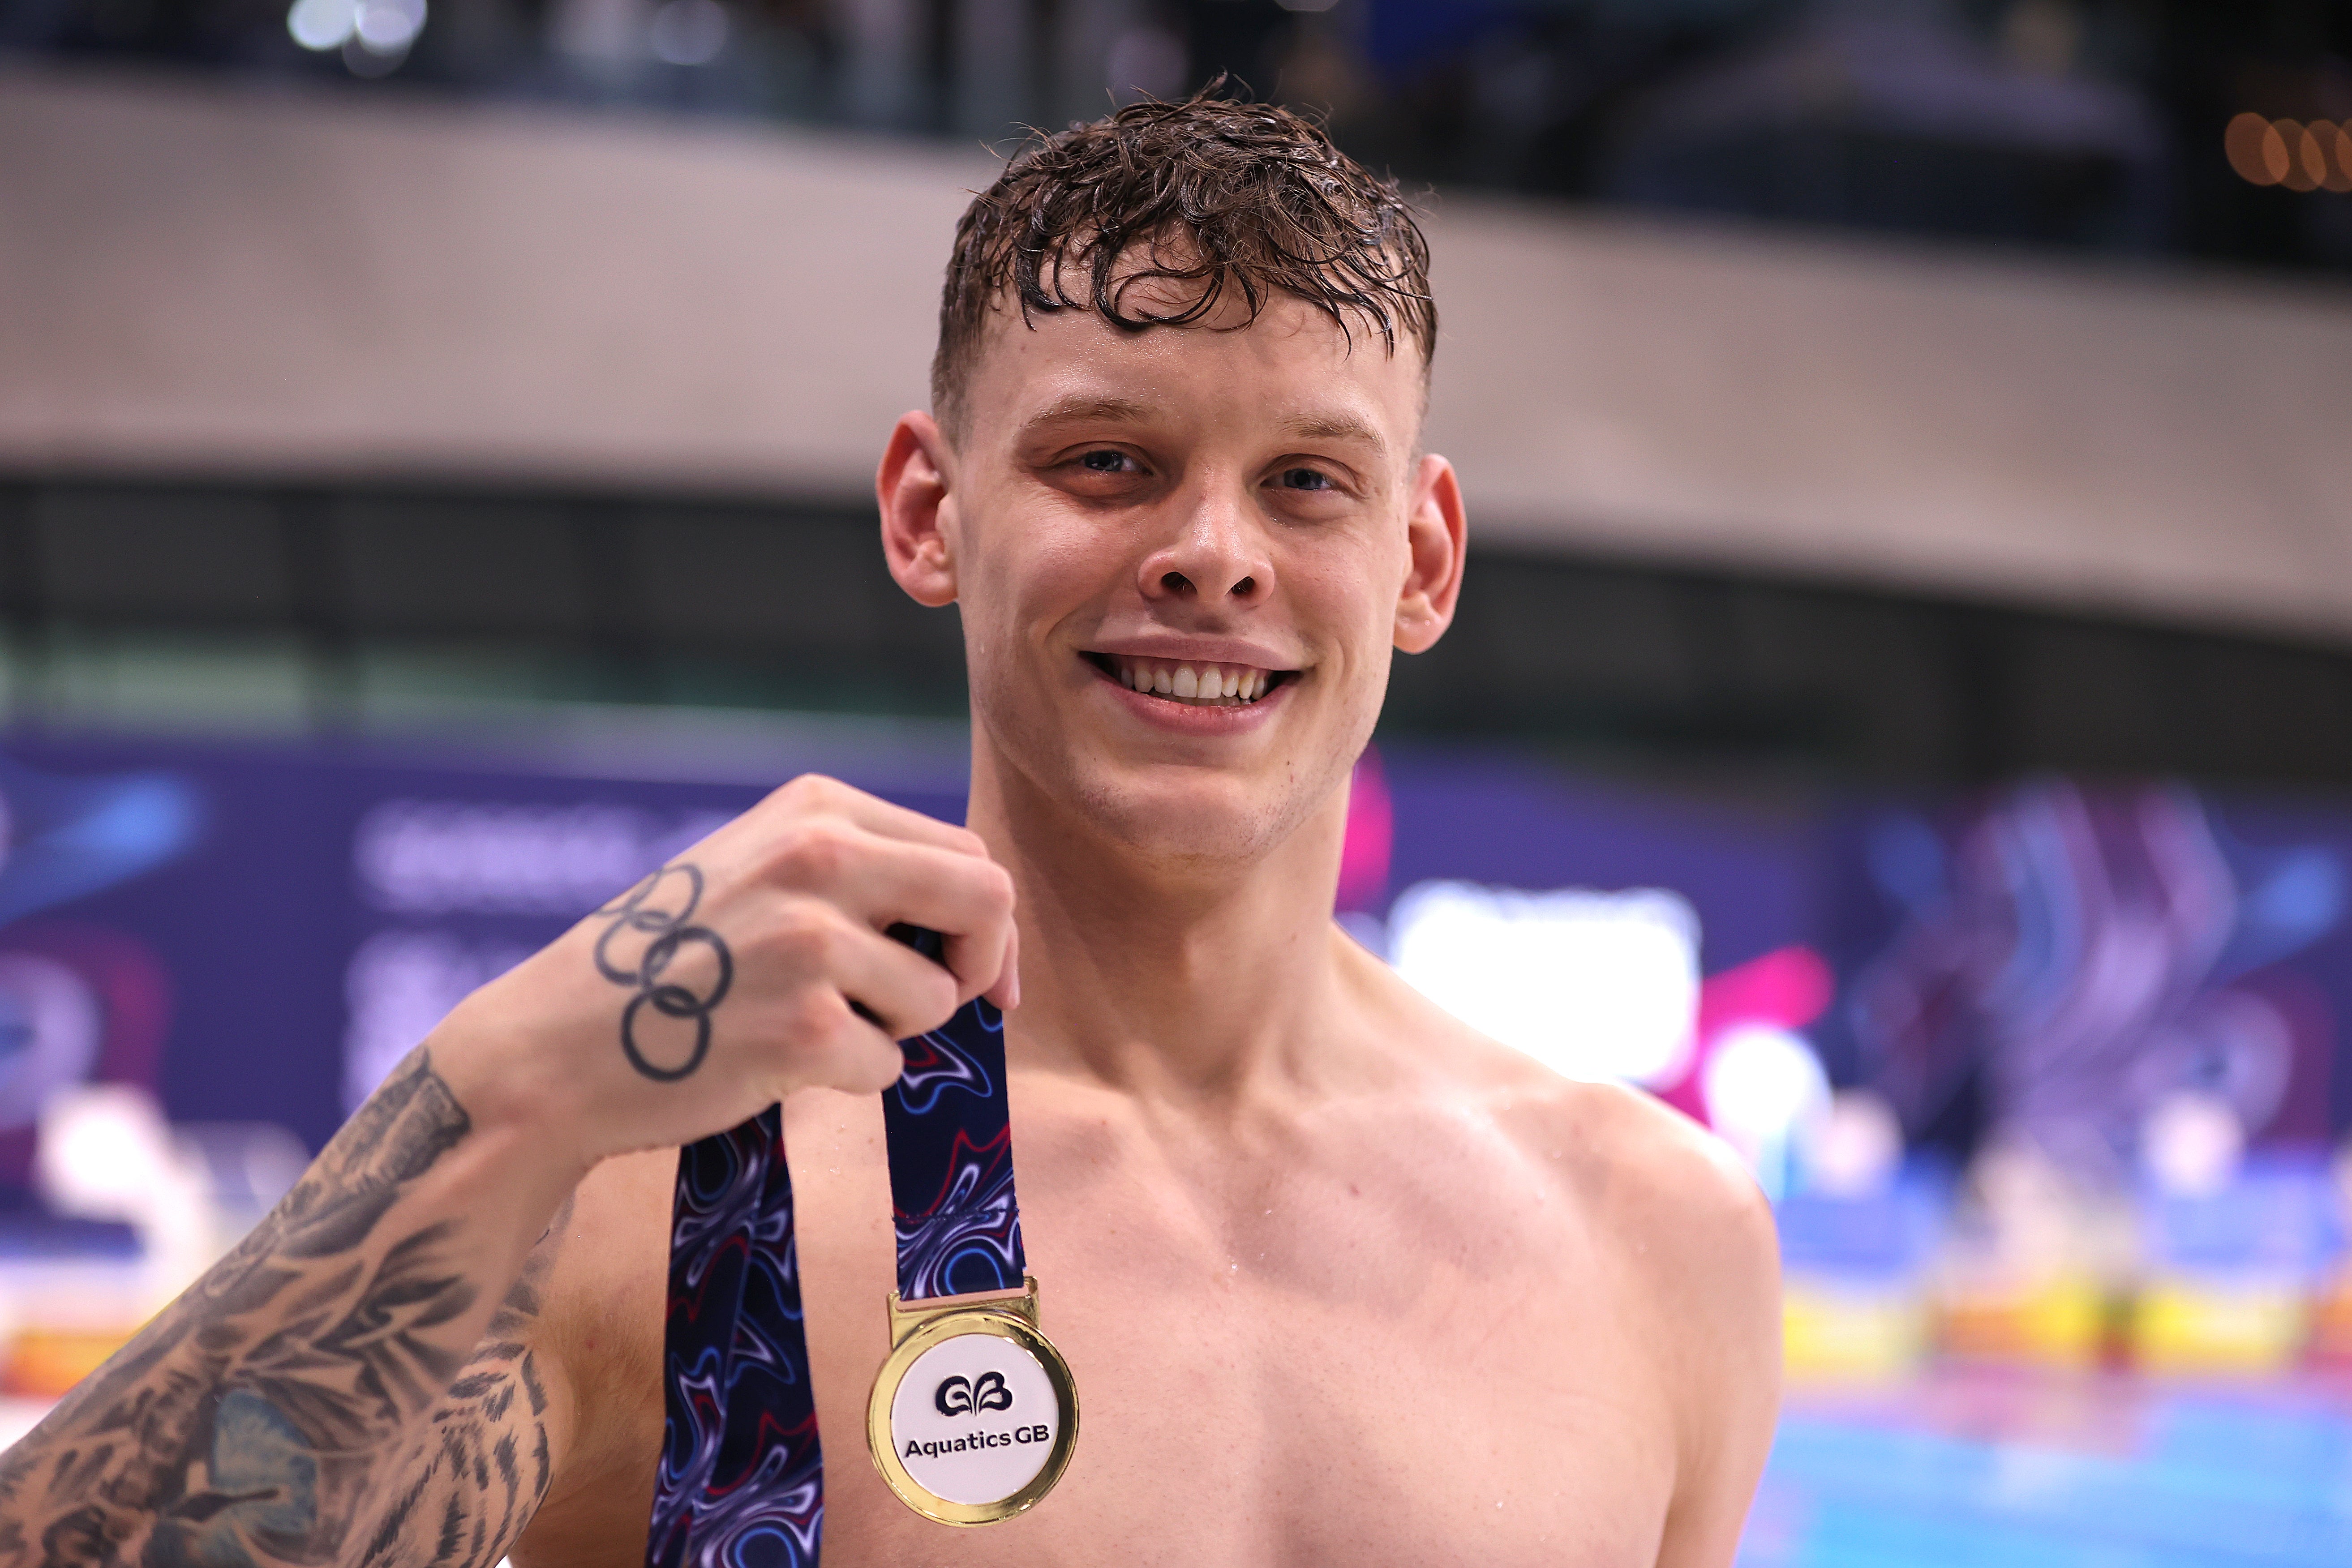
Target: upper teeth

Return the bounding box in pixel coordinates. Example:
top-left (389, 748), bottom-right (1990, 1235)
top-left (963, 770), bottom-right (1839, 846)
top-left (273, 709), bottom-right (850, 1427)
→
top-left (1113, 656), bottom-right (1272, 704)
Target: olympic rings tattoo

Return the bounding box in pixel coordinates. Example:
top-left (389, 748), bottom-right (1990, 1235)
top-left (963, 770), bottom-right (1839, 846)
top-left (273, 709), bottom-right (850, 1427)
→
top-left (594, 863), bottom-right (734, 1083)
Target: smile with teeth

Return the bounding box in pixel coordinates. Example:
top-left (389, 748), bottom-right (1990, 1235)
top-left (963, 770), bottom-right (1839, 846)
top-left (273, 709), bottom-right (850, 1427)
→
top-left (1099, 653), bottom-right (1281, 706)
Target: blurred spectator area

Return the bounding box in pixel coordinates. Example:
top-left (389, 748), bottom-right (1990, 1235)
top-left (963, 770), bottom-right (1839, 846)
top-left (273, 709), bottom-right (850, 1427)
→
top-left (2, 61), bottom-right (2351, 782)
top-left (4, 0), bottom-right (2350, 274)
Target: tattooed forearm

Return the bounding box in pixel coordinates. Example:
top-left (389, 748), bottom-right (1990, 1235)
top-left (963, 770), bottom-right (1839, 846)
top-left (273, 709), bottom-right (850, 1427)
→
top-left (0, 1050), bottom-right (560, 1568)
top-left (354, 1200), bottom-right (571, 1568)
top-left (594, 864), bottom-right (732, 1084)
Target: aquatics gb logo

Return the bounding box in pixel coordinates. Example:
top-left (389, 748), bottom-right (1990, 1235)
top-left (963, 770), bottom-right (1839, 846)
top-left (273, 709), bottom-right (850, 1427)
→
top-left (933, 1371), bottom-right (1013, 1418)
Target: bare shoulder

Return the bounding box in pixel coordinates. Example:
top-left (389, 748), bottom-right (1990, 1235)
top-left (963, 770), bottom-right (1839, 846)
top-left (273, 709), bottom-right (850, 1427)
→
top-left (1359, 945), bottom-right (1777, 1307)
top-left (1487, 1040), bottom-right (1777, 1351)
top-left (1368, 959), bottom-right (1783, 1566)
top-left (1361, 944), bottom-right (1780, 1379)
top-left (1513, 1075), bottom-right (1777, 1302)
top-left (511, 1146), bottom-right (674, 1567)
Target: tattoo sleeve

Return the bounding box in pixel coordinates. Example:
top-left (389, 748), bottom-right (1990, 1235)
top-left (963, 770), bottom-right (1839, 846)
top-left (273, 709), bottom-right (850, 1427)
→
top-left (0, 1050), bottom-right (569, 1568)
top-left (349, 1199), bottom-right (571, 1568)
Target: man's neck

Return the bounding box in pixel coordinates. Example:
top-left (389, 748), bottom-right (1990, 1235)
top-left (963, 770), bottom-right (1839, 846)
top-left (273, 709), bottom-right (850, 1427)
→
top-left (964, 750), bottom-right (1358, 1107)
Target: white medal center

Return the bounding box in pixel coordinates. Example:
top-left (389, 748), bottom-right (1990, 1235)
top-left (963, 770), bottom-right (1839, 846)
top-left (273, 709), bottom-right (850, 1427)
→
top-left (887, 1332), bottom-right (1060, 1506)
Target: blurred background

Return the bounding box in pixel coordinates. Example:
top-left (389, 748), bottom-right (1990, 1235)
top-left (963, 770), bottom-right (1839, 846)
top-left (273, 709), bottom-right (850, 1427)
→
top-left (3, 0), bottom-right (2352, 1562)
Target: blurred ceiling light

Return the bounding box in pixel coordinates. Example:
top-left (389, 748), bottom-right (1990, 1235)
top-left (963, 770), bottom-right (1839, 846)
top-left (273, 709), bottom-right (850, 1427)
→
top-left (649, 0), bottom-right (726, 66)
top-left (2310, 120), bottom-right (2352, 194)
top-left (2280, 119), bottom-right (2321, 192)
top-left (287, 0), bottom-right (358, 51)
top-left (2260, 119), bottom-right (2294, 185)
top-left (2296, 123), bottom-right (2326, 187)
top-left (289, 0), bottom-right (422, 61)
top-left (2223, 111), bottom-right (2273, 184)
top-left (2225, 111), bottom-right (2351, 191)
top-left (353, 0), bottom-right (425, 55)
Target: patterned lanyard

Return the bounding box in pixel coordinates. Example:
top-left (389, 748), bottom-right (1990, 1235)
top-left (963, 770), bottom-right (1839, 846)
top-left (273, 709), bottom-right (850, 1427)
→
top-left (644, 996), bottom-right (1025, 1568)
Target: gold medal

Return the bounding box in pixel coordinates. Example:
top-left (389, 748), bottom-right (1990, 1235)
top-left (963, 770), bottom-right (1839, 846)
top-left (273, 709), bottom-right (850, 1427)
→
top-left (866, 1276), bottom-right (1079, 1525)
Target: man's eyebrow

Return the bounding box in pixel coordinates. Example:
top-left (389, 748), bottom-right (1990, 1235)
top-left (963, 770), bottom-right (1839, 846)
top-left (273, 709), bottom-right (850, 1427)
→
top-left (1013, 397), bottom-right (1389, 452)
top-left (1276, 411), bottom-right (1388, 452)
top-left (1017, 394), bottom-right (1155, 435)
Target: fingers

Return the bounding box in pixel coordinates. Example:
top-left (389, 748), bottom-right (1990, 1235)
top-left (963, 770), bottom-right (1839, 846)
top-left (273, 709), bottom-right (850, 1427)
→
top-left (734, 909), bottom-right (956, 1096)
top-left (800, 910), bottom-right (963, 1042)
top-left (939, 911), bottom-right (1015, 1015)
top-left (758, 817), bottom-right (1015, 1009)
top-left (783, 990), bottom-right (909, 1097)
top-left (724, 777), bottom-right (1021, 1074)
top-left (983, 918), bottom-right (1020, 1012)
top-left (763, 775), bottom-right (991, 858)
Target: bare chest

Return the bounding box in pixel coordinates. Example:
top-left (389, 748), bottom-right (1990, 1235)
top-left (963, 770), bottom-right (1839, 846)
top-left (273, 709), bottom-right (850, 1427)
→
top-left (787, 1091), bottom-right (1675, 1568)
top-left (810, 1293), bottom-right (1668, 1567)
top-left (520, 1089), bottom-right (1675, 1568)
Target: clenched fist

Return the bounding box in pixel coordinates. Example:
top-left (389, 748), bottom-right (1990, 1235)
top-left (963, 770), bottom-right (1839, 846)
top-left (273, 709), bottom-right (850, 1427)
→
top-left (428, 775), bottom-right (1018, 1172)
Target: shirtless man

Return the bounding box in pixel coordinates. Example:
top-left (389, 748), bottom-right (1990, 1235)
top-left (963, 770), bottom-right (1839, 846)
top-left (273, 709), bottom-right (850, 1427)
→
top-left (0, 94), bottom-right (1778, 1567)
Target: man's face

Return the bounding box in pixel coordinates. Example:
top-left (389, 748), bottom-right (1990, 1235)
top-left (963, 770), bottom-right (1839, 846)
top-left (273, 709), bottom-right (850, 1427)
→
top-left (895, 280), bottom-right (1461, 868)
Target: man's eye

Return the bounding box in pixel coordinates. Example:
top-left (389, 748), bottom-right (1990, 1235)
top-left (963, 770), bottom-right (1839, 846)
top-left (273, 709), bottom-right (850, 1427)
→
top-left (1276, 467), bottom-right (1333, 491)
top-left (1079, 450), bottom-right (1130, 474)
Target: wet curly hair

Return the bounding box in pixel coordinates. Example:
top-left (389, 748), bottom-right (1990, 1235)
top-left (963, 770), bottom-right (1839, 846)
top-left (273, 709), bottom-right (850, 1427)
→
top-left (931, 86), bottom-right (1436, 436)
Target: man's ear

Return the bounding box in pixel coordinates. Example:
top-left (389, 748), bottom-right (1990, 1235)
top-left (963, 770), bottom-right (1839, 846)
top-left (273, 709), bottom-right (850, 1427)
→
top-left (878, 410), bottom-right (959, 608)
top-left (1395, 454), bottom-right (1467, 654)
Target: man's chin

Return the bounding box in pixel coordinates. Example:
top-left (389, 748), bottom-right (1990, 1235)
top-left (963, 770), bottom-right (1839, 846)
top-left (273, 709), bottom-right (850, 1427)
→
top-left (1060, 763), bottom-right (1299, 868)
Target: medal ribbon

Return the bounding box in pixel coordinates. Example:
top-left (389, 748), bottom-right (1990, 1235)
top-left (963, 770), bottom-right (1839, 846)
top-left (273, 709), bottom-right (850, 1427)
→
top-left (644, 986), bottom-right (1025, 1568)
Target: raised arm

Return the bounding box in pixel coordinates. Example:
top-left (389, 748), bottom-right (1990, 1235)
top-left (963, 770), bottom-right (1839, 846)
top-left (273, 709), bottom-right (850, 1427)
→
top-left (0, 775), bottom-right (1017, 1568)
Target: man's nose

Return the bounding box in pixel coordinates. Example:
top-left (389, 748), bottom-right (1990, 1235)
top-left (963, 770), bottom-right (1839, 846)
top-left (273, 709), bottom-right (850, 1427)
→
top-left (1138, 482), bottom-right (1270, 606)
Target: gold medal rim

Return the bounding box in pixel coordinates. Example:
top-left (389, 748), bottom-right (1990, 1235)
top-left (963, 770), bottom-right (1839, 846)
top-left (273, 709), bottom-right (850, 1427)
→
top-left (865, 1291), bottom-right (1080, 1527)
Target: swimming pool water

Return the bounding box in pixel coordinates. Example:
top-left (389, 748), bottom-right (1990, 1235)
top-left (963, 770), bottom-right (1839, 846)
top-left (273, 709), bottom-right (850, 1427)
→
top-left (1744, 1376), bottom-right (2352, 1567)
